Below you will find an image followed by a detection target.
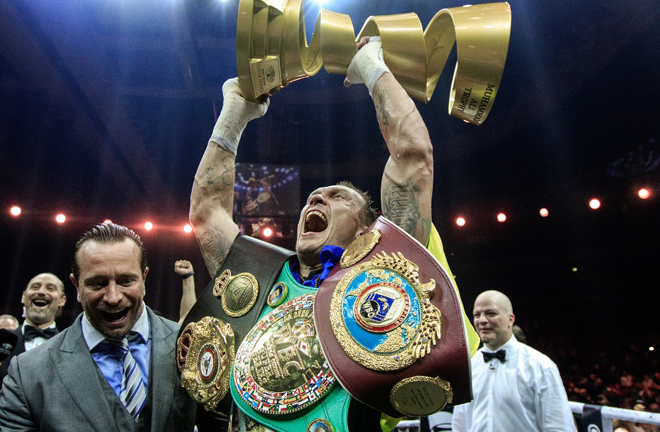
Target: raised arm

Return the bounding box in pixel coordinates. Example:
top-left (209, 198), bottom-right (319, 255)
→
top-left (190, 78), bottom-right (269, 277)
top-left (345, 38), bottom-right (434, 245)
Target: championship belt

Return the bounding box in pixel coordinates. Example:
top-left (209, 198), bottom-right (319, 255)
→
top-left (314, 216), bottom-right (472, 418)
top-left (177, 235), bottom-right (295, 416)
top-left (237, 0), bottom-right (511, 125)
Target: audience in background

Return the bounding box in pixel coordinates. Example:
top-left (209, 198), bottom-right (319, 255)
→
top-left (174, 260), bottom-right (196, 324)
top-left (0, 272), bottom-right (67, 384)
top-left (0, 315), bottom-right (18, 331)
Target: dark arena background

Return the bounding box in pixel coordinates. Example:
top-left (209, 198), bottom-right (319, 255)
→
top-left (1, 0), bottom-right (659, 426)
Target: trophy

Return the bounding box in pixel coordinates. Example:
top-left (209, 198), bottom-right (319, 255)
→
top-left (236, 0), bottom-right (511, 125)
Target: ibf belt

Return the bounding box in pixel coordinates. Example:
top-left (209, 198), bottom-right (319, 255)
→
top-left (314, 216), bottom-right (472, 418)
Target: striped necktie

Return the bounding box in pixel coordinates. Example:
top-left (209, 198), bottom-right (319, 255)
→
top-left (105, 335), bottom-right (147, 420)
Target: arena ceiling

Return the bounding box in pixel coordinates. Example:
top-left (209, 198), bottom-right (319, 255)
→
top-left (1, 0), bottom-right (659, 325)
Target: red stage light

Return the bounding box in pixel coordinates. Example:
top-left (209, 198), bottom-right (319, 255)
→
top-left (10, 206), bottom-right (21, 217)
top-left (589, 198), bottom-right (601, 210)
top-left (456, 217), bottom-right (466, 227)
top-left (638, 188), bottom-right (651, 200)
top-left (55, 214), bottom-right (66, 224)
top-left (103, 219), bottom-right (113, 224)
top-left (497, 213), bottom-right (507, 223)
top-left (144, 222), bottom-right (153, 231)
top-left (263, 227), bottom-right (273, 238)
top-left (539, 208), bottom-right (549, 217)
top-left (183, 224), bottom-right (193, 233)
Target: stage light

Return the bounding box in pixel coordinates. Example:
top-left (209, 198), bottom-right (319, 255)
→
top-left (456, 217), bottom-right (466, 227)
top-left (183, 224), bottom-right (193, 233)
top-left (55, 214), bottom-right (66, 224)
top-left (638, 188), bottom-right (651, 199)
top-left (650, 346), bottom-right (655, 352)
top-left (539, 208), bottom-right (549, 217)
top-left (144, 222), bottom-right (153, 231)
top-left (497, 213), bottom-right (506, 223)
top-left (103, 219), bottom-right (112, 224)
top-left (10, 206), bottom-right (21, 217)
top-left (263, 227), bottom-right (273, 238)
top-left (589, 198), bottom-right (601, 210)
top-left (572, 267), bottom-right (578, 272)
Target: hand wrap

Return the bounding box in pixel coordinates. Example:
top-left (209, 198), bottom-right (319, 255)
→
top-left (344, 37), bottom-right (391, 96)
top-left (209, 78), bottom-right (269, 155)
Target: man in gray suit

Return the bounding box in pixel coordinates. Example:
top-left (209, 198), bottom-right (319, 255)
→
top-left (0, 223), bottom-right (198, 431)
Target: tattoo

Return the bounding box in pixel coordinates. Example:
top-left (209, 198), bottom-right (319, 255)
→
top-left (198, 229), bottom-right (231, 277)
top-left (204, 155), bottom-right (235, 193)
top-left (382, 181), bottom-right (426, 239)
top-left (376, 92), bottom-right (390, 141)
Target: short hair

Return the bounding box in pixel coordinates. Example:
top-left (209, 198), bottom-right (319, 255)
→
top-left (0, 314), bottom-right (19, 329)
top-left (336, 181), bottom-right (378, 226)
top-left (71, 223), bottom-right (147, 281)
top-left (25, 273), bottom-right (65, 294)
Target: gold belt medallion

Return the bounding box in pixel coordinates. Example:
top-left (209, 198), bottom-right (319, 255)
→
top-left (330, 252), bottom-right (442, 371)
top-left (213, 269), bottom-right (260, 317)
top-left (233, 294), bottom-right (335, 415)
top-left (177, 317), bottom-right (236, 412)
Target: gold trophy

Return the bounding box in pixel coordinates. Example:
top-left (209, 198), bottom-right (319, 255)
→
top-left (236, 0), bottom-right (511, 125)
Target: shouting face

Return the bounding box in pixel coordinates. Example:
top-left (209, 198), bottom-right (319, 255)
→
top-left (296, 185), bottom-right (369, 266)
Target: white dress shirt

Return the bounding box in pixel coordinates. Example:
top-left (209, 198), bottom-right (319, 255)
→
top-left (22, 322), bottom-right (57, 351)
top-left (452, 335), bottom-right (577, 432)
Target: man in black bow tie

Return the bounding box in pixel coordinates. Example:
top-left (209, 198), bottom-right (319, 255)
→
top-left (0, 273), bottom-right (67, 385)
top-left (452, 290), bottom-right (577, 432)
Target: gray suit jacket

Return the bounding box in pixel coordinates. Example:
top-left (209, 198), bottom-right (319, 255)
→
top-left (0, 307), bottom-right (197, 432)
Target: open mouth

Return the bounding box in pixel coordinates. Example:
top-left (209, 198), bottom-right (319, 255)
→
top-left (32, 299), bottom-right (49, 307)
top-left (101, 309), bottom-right (129, 323)
top-left (304, 210), bottom-right (328, 233)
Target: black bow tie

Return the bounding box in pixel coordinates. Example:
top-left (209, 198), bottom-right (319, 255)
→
top-left (483, 350), bottom-right (506, 363)
top-left (23, 325), bottom-right (58, 342)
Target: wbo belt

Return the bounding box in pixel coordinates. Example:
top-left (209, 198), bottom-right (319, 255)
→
top-left (314, 216), bottom-right (473, 418)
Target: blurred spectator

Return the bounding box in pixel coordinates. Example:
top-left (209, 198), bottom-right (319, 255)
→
top-left (174, 260), bottom-right (196, 324)
top-left (0, 315), bottom-right (18, 331)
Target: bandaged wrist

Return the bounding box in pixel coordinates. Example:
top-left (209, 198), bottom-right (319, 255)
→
top-left (346, 37), bottom-right (391, 96)
top-left (209, 78), bottom-right (269, 155)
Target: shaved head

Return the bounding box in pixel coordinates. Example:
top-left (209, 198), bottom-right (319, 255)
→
top-left (473, 290), bottom-right (515, 351)
top-left (475, 290), bottom-right (513, 315)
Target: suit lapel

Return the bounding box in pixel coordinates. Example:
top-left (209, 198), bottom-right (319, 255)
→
top-left (51, 315), bottom-right (119, 432)
top-left (147, 308), bottom-right (177, 432)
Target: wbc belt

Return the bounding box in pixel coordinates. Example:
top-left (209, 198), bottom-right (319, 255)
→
top-left (314, 216), bottom-right (473, 418)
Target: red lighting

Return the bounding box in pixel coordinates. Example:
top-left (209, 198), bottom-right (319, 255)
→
top-left (638, 188), bottom-right (651, 200)
top-left (589, 198), bottom-right (601, 210)
top-left (539, 208), bottom-right (549, 217)
top-left (144, 222), bottom-right (153, 231)
top-left (262, 227), bottom-right (273, 238)
top-left (55, 214), bottom-right (66, 224)
top-left (497, 213), bottom-right (507, 223)
top-left (456, 217), bottom-right (466, 227)
top-left (183, 224), bottom-right (193, 233)
top-left (103, 219), bottom-right (113, 224)
top-left (10, 206), bottom-right (21, 217)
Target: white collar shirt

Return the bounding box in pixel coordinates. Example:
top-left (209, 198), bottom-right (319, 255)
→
top-left (22, 322), bottom-right (57, 352)
top-left (452, 335), bottom-right (577, 432)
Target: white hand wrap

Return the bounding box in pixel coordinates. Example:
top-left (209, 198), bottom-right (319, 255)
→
top-left (209, 78), bottom-right (269, 155)
top-left (344, 37), bottom-right (391, 96)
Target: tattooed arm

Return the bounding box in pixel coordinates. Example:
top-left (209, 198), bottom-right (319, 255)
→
top-left (190, 79), bottom-right (268, 277)
top-left (373, 71), bottom-right (433, 245)
top-left (190, 141), bottom-right (240, 278)
top-left (345, 37), bottom-right (433, 244)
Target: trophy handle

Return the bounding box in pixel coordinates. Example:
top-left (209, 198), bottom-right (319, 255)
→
top-left (236, 0), bottom-right (511, 125)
